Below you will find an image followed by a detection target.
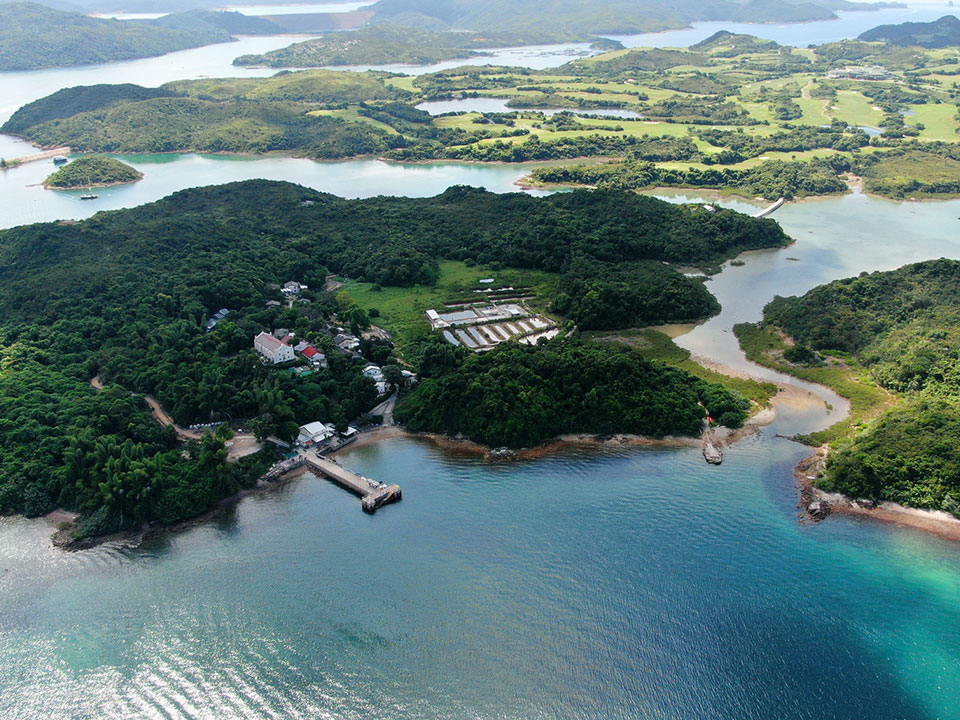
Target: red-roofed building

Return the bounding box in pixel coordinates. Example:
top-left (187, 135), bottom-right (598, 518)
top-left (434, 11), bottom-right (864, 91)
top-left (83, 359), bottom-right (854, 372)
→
top-left (301, 345), bottom-right (328, 368)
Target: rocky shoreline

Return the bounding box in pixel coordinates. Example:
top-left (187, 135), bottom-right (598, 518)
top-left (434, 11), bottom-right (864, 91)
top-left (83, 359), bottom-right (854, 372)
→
top-left (796, 448), bottom-right (960, 542)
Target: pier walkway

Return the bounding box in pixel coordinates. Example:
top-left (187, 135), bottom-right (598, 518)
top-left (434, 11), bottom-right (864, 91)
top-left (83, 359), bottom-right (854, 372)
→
top-left (264, 452), bottom-right (402, 513)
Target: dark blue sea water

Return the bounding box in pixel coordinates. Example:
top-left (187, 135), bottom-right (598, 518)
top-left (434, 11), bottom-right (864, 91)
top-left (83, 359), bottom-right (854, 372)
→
top-left (2, 432), bottom-right (960, 719)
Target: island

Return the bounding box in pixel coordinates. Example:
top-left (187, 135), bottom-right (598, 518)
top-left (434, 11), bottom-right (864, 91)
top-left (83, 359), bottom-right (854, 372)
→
top-left (7, 28), bottom-right (958, 200)
top-left (858, 14), bottom-right (960, 48)
top-left (43, 155), bottom-right (143, 189)
top-left (363, 0), bottom-right (903, 41)
top-left (734, 259), bottom-right (960, 522)
top-left (0, 179), bottom-right (785, 542)
top-left (0, 2), bottom-right (284, 71)
top-left (233, 25), bottom-right (495, 68)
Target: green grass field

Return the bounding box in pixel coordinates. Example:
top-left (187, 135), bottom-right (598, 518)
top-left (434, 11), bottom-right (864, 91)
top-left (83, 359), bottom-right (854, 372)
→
top-left (338, 260), bottom-right (561, 350)
top-left (829, 90), bottom-right (884, 129)
top-left (905, 104), bottom-right (960, 141)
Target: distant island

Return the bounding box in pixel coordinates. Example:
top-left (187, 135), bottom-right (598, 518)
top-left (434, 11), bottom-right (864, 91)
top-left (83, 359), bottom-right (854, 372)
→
top-left (363, 0), bottom-right (904, 42)
top-left (7, 29), bottom-right (959, 200)
top-left (234, 25), bottom-right (493, 68)
top-left (735, 259), bottom-right (960, 519)
top-left (0, 179), bottom-right (785, 540)
top-left (0, 2), bottom-right (284, 71)
top-left (858, 14), bottom-right (960, 48)
top-left (44, 155), bottom-right (143, 189)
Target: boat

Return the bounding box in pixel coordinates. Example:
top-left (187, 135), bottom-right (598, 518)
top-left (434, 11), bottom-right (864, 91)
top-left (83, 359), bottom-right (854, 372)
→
top-left (52, 155), bottom-right (68, 165)
top-left (79, 173), bottom-right (98, 200)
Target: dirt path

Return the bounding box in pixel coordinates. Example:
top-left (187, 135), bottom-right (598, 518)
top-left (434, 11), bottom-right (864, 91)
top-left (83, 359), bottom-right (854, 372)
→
top-left (92, 378), bottom-right (262, 458)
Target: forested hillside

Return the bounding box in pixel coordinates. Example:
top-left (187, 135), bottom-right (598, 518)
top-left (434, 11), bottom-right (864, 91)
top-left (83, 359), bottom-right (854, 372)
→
top-left (43, 155), bottom-right (143, 188)
top-left (396, 341), bottom-right (751, 449)
top-left (859, 14), bottom-right (960, 48)
top-left (0, 180), bottom-right (786, 537)
top-left (234, 25), bottom-right (489, 68)
top-left (0, 3), bottom-right (282, 71)
top-left (749, 259), bottom-right (960, 514)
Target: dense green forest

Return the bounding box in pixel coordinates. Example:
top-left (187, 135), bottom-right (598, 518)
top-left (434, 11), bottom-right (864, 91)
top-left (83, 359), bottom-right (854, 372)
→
top-left (395, 340), bottom-right (751, 448)
top-left (0, 180), bottom-right (785, 537)
top-left (858, 14), bottom-right (960, 48)
top-left (751, 259), bottom-right (960, 514)
top-left (44, 155), bottom-right (142, 188)
top-left (0, 3), bottom-right (282, 71)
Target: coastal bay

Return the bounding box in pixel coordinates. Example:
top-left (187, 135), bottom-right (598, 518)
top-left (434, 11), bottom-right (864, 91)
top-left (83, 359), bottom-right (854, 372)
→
top-left (2, 6), bottom-right (960, 718)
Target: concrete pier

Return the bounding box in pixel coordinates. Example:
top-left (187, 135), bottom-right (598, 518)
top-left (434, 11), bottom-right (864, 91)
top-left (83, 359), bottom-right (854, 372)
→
top-left (262, 453), bottom-right (401, 512)
top-left (304, 454), bottom-right (402, 513)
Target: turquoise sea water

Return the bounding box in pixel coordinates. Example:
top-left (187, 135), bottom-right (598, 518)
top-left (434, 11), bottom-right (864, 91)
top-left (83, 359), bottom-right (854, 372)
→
top-left (2, 9), bottom-right (960, 717)
top-left (3, 435), bottom-right (960, 719)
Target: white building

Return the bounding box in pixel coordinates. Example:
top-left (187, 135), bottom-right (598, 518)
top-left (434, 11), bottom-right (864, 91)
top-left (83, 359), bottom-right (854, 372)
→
top-left (298, 421), bottom-right (335, 446)
top-left (254, 332), bottom-right (295, 364)
top-left (363, 364), bottom-right (385, 382)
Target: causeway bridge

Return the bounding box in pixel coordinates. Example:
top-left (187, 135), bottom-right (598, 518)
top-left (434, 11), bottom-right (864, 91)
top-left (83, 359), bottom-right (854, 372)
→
top-left (753, 197), bottom-right (785, 218)
top-left (6, 147), bottom-right (71, 166)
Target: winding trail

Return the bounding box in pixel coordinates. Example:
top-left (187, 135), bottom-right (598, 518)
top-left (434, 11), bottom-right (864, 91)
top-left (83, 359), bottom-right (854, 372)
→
top-left (90, 375), bottom-right (262, 458)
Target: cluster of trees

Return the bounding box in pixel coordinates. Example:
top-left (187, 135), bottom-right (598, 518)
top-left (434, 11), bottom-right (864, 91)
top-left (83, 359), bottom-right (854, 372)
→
top-left (697, 124), bottom-right (871, 161)
top-left (395, 339), bottom-right (750, 449)
top-left (0, 3), bottom-right (282, 71)
top-left (532, 156), bottom-right (850, 200)
top-left (44, 155), bottom-right (143, 189)
top-left (640, 97), bottom-right (757, 125)
top-left (760, 259), bottom-right (960, 514)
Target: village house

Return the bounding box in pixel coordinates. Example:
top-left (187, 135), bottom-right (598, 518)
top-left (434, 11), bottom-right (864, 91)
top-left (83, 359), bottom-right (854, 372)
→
top-left (281, 281), bottom-right (306, 297)
top-left (363, 364), bottom-right (385, 382)
top-left (334, 332), bottom-right (360, 351)
top-left (303, 346), bottom-right (328, 368)
top-left (254, 332), bottom-right (295, 364)
top-left (297, 421), bottom-right (336, 446)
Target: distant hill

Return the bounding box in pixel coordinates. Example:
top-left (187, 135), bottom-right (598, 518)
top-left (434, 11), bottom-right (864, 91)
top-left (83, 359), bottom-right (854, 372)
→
top-left (0, 2), bottom-right (284, 71)
top-left (364, 0), bottom-right (900, 40)
top-left (232, 24), bottom-right (569, 68)
top-left (858, 14), bottom-right (960, 48)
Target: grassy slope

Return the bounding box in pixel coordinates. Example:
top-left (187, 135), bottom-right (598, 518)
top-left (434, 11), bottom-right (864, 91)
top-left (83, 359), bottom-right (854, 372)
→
top-left (583, 327), bottom-right (778, 408)
top-left (734, 323), bottom-right (896, 445)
